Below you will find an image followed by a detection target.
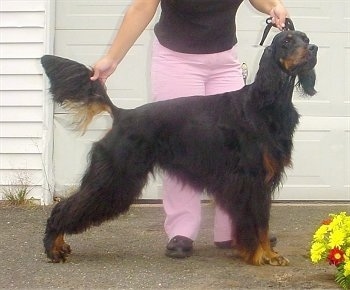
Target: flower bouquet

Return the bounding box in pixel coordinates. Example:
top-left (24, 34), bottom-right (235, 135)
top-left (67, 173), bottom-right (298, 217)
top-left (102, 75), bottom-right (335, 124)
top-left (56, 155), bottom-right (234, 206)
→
top-left (310, 212), bottom-right (350, 289)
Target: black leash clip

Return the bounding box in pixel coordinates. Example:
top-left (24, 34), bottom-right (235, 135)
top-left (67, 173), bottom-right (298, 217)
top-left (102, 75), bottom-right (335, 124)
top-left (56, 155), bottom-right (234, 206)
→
top-left (259, 17), bottom-right (295, 46)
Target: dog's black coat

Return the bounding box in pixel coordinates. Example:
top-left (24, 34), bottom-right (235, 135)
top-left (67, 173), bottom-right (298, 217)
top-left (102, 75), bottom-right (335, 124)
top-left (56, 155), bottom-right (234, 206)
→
top-left (42, 30), bottom-right (317, 265)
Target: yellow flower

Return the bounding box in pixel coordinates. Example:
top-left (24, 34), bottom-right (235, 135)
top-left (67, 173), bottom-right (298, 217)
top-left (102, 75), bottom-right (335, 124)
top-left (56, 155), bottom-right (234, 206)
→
top-left (311, 242), bottom-right (327, 263)
top-left (344, 260), bottom-right (350, 277)
top-left (346, 248), bottom-right (350, 258)
top-left (328, 230), bottom-right (346, 248)
top-left (313, 224), bottom-right (329, 241)
top-left (329, 212), bottom-right (347, 230)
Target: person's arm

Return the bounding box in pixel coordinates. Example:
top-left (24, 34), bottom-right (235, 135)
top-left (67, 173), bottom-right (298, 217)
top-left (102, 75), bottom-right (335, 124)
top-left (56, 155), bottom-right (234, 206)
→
top-left (248, 0), bottom-right (289, 30)
top-left (91, 0), bottom-right (160, 82)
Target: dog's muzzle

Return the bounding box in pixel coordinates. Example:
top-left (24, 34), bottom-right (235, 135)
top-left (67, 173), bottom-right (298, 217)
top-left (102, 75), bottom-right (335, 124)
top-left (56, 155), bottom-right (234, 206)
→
top-left (306, 44), bottom-right (318, 69)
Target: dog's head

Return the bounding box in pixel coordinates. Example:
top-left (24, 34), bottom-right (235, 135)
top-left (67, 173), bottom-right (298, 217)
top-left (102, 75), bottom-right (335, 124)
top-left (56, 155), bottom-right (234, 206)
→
top-left (267, 30), bottom-right (318, 96)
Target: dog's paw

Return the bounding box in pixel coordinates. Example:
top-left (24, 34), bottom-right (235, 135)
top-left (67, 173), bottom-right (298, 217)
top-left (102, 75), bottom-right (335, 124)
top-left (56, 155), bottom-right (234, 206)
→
top-left (265, 254), bottom-right (289, 266)
top-left (49, 242), bottom-right (71, 263)
top-left (46, 234), bottom-right (71, 263)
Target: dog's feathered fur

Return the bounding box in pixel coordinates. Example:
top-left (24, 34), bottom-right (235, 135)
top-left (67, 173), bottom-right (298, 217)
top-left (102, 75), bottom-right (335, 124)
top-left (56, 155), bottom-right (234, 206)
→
top-left (42, 30), bottom-right (317, 265)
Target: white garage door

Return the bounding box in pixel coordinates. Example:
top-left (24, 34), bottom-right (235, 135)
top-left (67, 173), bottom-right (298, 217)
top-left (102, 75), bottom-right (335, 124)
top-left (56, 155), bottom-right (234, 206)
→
top-left (53, 0), bottom-right (350, 200)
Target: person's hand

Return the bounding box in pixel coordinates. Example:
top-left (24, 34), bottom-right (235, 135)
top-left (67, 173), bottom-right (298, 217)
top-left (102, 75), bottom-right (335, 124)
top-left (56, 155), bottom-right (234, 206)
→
top-left (90, 56), bottom-right (118, 83)
top-left (270, 4), bottom-right (289, 30)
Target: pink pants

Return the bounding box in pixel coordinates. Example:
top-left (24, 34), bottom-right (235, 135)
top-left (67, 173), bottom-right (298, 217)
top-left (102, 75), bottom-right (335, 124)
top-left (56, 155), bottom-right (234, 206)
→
top-left (151, 39), bottom-right (244, 242)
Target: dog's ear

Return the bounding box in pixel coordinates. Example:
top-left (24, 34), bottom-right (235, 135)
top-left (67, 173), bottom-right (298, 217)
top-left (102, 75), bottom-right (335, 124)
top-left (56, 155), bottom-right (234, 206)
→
top-left (41, 55), bottom-right (108, 105)
top-left (297, 69), bottom-right (317, 96)
top-left (259, 46), bottom-right (273, 66)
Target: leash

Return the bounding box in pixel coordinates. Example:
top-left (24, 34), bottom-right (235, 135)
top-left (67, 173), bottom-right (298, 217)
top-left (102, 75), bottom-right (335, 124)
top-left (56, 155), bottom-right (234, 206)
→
top-left (259, 17), bottom-right (295, 46)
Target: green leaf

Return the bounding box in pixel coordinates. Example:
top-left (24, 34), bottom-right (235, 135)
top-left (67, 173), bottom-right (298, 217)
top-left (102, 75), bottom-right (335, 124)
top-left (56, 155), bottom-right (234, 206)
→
top-left (335, 263), bottom-right (350, 289)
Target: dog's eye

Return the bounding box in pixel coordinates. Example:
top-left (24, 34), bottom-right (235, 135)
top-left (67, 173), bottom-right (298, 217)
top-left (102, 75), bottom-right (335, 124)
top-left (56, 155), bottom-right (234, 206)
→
top-left (282, 39), bottom-right (290, 49)
top-left (303, 36), bottom-right (310, 44)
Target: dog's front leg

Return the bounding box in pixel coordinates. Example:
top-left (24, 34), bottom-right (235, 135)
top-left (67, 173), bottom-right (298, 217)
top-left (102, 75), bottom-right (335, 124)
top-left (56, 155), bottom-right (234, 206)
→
top-left (230, 182), bottom-right (289, 266)
top-left (252, 229), bottom-right (289, 266)
top-left (236, 227), bottom-right (289, 266)
top-left (44, 233), bottom-right (71, 263)
top-left (43, 200), bottom-right (72, 263)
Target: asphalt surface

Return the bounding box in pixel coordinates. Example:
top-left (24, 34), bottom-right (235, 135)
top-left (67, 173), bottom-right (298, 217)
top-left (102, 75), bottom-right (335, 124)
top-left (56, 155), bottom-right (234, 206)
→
top-left (1, 202), bottom-right (349, 289)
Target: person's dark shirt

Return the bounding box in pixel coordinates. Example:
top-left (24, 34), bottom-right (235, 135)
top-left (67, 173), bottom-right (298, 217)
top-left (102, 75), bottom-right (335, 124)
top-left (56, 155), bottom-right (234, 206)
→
top-left (154, 0), bottom-right (244, 54)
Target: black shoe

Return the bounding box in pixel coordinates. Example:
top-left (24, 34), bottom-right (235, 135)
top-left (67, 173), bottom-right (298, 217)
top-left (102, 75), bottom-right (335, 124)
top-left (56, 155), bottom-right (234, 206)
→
top-left (165, 235), bottom-right (194, 258)
top-left (215, 233), bottom-right (278, 249)
top-left (214, 240), bottom-right (233, 249)
top-left (269, 233), bottom-right (277, 248)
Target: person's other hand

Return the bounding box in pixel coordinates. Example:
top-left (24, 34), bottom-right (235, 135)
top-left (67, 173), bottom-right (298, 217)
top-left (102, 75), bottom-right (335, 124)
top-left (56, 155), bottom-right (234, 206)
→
top-left (90, 56), bottom-right (118, 83)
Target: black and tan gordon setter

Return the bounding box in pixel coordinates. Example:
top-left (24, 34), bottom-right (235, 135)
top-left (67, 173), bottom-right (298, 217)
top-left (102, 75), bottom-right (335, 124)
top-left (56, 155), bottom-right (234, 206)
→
top-left (42, 30), bottom-right (317, 266)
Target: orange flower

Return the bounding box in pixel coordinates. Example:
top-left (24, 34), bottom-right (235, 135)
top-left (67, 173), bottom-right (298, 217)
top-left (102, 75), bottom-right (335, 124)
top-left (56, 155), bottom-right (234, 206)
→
top-left (322, 218), bottom-right (333, 225)
top-left (327, 247), bottom-right (345, 266)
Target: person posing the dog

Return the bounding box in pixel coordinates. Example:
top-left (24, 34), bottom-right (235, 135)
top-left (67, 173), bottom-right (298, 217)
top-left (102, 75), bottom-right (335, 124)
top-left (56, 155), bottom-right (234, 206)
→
top-left (91, 0), bottom-right (289, 259)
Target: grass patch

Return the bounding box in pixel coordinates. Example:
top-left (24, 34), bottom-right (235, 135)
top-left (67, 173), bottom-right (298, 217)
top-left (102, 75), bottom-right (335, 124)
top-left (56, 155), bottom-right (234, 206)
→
top-left (1, 171), bottom-right (34, 206)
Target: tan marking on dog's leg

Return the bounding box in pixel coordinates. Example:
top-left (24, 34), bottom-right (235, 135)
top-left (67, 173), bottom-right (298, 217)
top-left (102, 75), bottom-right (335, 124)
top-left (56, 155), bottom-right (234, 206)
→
top-left (51, 234), bottom-right (71, 263)
top-left (236, 230), bottom-right (289, 266)
top-left (252, 230), bottom-right (289, 266)
top-left (235, 247), bottom-right (254, 265)
top-left (262, 150), bottom-right (279, 184)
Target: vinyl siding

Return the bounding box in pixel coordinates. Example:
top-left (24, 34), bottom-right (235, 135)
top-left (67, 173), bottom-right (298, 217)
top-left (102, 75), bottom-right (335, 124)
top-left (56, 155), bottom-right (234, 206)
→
top-left (0, 1), bottom-right (51, 203)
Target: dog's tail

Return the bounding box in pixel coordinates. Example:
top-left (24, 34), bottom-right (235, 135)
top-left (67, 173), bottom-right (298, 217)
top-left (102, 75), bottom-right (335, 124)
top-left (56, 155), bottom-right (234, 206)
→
top-left (41, 55), bottom-right (119, 134)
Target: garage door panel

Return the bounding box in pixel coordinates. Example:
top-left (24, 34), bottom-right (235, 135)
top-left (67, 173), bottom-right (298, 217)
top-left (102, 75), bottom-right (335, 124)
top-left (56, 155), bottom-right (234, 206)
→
top-left (106, 33), bottom-right (153, 107)
top-left (238, 1), bottom-right (348, 33)
top-left (276, 186), bottom-right (347, 201)
top-left (295, 33), bottom-right (350, 116)
top-left (279, 117), bottom-right (350, 200)
top-left (283, 1), bottom-right (349, 33)
top-left (54, 113), bottom-right (160, 198)
top-left (237, 1), bottom-right (325, 32)
top-left (56, 0), bottom-right (157, 30)
top-left (284, 1), bottom-right (332, 32)
top-left (55, 29), bottom-right (151, 59)
top-left (345, 45), bottom-right (350, 104)
top-left (53, 114), bottom-right (113, 194)
top-left (55, 30), bottom-right (153, 109)
top-left (55, 30), bottom-right (117, 61)
top-left (345, 131), bottom-right (350, 189)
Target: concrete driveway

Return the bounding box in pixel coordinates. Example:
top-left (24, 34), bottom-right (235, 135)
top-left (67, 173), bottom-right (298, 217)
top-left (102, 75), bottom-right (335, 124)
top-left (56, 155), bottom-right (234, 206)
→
top-left (1, 202), bottom-right (349, 289)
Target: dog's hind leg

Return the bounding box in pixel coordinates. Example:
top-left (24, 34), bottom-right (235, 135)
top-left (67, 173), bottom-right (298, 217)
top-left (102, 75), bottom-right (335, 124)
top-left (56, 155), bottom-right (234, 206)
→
top-left (44, 136), bottom-right (152, 263)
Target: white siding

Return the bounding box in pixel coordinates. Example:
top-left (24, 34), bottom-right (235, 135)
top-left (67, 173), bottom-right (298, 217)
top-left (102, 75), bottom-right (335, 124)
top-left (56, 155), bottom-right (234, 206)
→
top-left (0, 1), bottom-right (52, 203)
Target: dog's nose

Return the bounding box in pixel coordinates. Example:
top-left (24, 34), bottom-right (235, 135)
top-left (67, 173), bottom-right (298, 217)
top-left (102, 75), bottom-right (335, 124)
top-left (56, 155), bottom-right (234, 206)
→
top-left (308, 44), bottom-right (318, 52)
